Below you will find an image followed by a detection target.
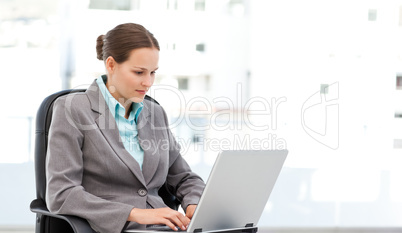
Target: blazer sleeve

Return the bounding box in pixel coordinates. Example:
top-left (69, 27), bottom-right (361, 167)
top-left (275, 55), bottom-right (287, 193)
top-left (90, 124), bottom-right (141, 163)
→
top-left (45, 97), bottom-right (133, 233)
top-left (159, 106), bottom-right (206, 211)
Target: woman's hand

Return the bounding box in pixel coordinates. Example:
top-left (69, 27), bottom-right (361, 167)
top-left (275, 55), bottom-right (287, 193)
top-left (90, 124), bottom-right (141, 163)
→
top-left (128, 207), bottom-right (190, 231)
top-left (185, 205), bottom-right (197, 220)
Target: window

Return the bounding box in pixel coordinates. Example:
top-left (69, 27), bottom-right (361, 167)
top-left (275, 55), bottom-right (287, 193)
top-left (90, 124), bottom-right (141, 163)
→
top-left (320, 84), bottom-right (329, 94)
top-left (368, 9), bottom-right (377, 21)
top-left (166, 0), bottom-right (178, 10)
top-left (399, 6), bottom-right (402, 26)
top-left (228, 0), bottom-right (245, 17)
top-left (196, 43), bottom-right (205, 52)
top-left (194, 0), bottom-right (205, 11)
top-left (177, 77), bottom-right (189, 90)
top-left (396, 76), bottom-right (402, 90)
top-left (89, 0), bottom-right (132, 10)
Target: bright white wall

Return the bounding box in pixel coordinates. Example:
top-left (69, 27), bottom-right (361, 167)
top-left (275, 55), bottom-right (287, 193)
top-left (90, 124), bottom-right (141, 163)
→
top-left (249, 0), bottom-right (402, 226)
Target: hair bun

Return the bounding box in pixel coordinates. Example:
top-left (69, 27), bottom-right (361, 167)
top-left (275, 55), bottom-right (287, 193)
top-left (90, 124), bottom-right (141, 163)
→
top-left (96, 35), bottom-right (105, 60)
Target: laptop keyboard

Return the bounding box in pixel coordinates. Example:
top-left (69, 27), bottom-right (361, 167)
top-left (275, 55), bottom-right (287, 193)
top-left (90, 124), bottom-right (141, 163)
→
top-left (146, 224), bottom-right (185, 232)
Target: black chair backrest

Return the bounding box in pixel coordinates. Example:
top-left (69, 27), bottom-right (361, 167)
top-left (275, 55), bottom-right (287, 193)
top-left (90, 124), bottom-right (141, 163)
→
top-left (34, 89), bottom-right (86, 202)
top-left (33, 89), bottom-right (179, 209)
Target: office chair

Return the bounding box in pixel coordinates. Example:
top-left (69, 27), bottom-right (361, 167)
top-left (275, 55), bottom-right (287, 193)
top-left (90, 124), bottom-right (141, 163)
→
top-left (30, 89), bottom-right (180, 233)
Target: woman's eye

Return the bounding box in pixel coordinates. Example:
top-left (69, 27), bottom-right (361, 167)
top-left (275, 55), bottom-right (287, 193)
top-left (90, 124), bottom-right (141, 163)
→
top-left (151, 71), bottom-right (156, 74)
top-left (135, 71), bottom-right (143, 75)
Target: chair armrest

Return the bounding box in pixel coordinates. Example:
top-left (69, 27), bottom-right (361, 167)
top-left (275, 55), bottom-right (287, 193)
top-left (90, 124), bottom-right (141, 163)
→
top-left (30, 199), bottom-right (96, 233)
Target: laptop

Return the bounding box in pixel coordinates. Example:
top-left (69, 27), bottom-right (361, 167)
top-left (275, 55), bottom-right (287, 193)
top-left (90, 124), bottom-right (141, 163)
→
top-left (125, 150), bottom-right (288, 233)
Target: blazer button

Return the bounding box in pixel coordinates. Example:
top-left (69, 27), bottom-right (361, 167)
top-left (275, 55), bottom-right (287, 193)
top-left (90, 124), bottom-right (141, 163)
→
top-left (138, 188), bottom-right (147, 197)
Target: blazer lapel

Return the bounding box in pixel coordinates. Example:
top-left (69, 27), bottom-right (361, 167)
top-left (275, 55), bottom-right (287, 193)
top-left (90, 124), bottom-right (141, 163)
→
top-left (138, 102), bottom-right (161, 185)
top-left (86, 80), bottom-right (147, 187)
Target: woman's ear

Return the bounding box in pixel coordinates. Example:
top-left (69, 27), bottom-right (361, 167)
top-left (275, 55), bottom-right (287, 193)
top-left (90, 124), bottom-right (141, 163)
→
top-left (105, 56), bottom-right (116, 74)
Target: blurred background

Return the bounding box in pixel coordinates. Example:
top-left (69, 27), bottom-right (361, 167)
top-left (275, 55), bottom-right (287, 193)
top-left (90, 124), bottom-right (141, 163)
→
top-left (1, 0), bottom-right (402, 232)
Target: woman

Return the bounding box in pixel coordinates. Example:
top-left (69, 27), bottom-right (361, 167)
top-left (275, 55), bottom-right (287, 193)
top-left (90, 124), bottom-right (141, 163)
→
top-left (46, 23), bottom-right (205, 233)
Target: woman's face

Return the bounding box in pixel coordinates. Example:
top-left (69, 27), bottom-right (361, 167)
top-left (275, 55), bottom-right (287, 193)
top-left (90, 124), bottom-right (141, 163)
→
top-left (106, 47), bottom-right (159, 105)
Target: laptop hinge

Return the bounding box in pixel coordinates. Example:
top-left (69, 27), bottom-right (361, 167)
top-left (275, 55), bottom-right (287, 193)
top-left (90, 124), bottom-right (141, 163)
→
top-left (242, 224), bottom-right (257, 233)
top-left (194, 228), bottom-right (202, 233)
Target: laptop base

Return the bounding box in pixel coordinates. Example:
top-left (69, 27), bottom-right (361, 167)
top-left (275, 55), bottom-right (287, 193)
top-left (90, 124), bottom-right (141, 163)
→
top-left (125, 226), bottom-right (258, 233)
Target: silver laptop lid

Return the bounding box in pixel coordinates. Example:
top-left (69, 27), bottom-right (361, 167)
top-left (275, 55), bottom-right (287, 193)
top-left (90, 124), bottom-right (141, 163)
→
top-left (187, 150), bottom-right (287, 232)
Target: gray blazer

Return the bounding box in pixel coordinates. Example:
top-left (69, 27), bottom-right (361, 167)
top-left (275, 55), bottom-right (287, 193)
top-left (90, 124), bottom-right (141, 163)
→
top-left (46, 80), bottom-right (205, 233)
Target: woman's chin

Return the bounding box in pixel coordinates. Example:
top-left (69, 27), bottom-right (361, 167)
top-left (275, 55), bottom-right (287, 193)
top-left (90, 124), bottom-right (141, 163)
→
top-left (130, 96), bottom-right (145, 103)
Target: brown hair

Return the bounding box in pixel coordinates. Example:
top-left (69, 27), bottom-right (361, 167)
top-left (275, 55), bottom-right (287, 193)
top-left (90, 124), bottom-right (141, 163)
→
top-left (96, 23), bottom-right (160, 63)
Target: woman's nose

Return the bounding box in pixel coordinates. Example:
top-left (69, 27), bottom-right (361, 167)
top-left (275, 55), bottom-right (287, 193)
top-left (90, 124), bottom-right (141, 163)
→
top-left (142, 74), bottom-right (153, 87)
